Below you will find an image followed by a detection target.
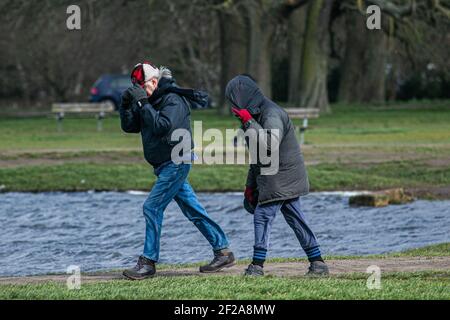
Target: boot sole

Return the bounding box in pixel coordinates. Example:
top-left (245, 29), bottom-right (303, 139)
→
top-left (199, 261), bottom-right (236, 273)
top-left (122, 271), bottom-right (155, 281)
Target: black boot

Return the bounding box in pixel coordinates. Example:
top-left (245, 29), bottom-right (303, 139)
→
top-left (123, 256), bottom-right (156, 280)
top-left (199, 249), bottom-right (235, 273)
top-left (244, 264), bottom-right (264, 276)
top-left (306, 260), bottom-right (329, 276)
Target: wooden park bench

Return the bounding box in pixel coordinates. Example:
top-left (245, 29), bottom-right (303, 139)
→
top-left (284, 108), bottom-right (320, 144)
top-left (51, 102), bottom-right (115, 132)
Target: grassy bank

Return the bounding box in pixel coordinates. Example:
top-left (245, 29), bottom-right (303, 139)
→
top-left (1, 244), bottom-right (449, 300)
top-left (1, 271), bottom-right (448, 300)
top-left (0, 160), bottom-right (448, 197)
top-left (0, 101), bottom-right (449, 196)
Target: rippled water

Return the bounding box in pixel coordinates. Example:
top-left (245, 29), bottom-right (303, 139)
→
top-left (0, 191), bottom-right (449, 276)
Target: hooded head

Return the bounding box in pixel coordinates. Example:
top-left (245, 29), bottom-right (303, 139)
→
top-left (225, 74), bottom-right (265, 115)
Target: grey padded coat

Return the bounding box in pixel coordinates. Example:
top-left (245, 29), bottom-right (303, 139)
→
top-left (225, 75), bottom-right (309, 205)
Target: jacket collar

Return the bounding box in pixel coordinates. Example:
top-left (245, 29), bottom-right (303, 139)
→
top-left (148, 77), bottom-right (175, 105)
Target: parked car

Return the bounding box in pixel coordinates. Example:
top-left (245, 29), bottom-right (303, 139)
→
top-left (89, 74), bottom-right (131, 110)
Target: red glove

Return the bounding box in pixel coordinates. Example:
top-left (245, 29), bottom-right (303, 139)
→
top-left (244, 186), bottom-right (257, 206)
top-left (232, 107), bottom-right (253, 124)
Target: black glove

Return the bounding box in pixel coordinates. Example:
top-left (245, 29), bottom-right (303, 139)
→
top-left (120, 90), bottom-right (132, 109)
top-left (127, 84), bottom-right (149, 108)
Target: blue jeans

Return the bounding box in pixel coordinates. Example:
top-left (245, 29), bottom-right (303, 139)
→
top-left (254, 197), bottom-right (319, 254)
top-left (142, 161), bottom-right (230, 261)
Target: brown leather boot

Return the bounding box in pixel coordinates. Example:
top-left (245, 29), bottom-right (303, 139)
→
top-left (199, 249), bottom-right (235, 273)
top-left (123, 256), bottom-right (156, 280)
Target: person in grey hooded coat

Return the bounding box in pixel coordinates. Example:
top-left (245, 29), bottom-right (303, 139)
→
top-left (225, 74), bottom-right (329, 276)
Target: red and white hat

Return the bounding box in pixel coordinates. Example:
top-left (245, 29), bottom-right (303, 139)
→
top-left (131, 61), bottom-right (160, 87)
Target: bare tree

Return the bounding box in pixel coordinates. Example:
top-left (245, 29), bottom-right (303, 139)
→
top-left (297, 0), bottom-right (334, 112)
top-left (338, 0), bottom-right (449, 104)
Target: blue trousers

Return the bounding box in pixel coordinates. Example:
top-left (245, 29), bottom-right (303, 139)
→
top-left (253, 197), bottom-right (320, 256)
top-left (142, 162), bottom-right (230, 261)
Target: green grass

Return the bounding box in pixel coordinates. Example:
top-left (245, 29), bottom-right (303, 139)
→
top-left (0, 163), bottom-right (246, 192)
top-left (0, 160), bottom-right (448, 193)
top-left (307, 102), bottom-right (450, 145)
top-left (0, 101), bottom-right (449, 195)
top-left (0, 101), bottom-right (449, 151)
top-left (391, 242), bottom-right (450, 257)
top-left (1, 271), bottom-right (448, 300)
top-left (1, 243), bottom-right (449, 300)
top-left (308, 161), bottom-right (450, 192)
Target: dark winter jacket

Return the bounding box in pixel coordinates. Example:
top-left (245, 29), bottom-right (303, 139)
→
top-left (119, 78), bottom-right (193, 167)
top-left (225, 75), bottom-right (309, 204)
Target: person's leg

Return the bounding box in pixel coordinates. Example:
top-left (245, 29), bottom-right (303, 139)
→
top-left (252, 201), bottom-right (283, 267)
top-left (142, 162), bottom-right (189, 262)
top-left (280, 197), bottom-right (323, 262)
top-left (173, 164), bottom-right (234, 273)
top-left (123, 162), bottom-right (189, 280)
top-left (174, 180), bottom-right (230, 251)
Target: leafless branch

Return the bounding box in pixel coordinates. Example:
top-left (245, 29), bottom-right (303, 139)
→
top-left (365, 0), bottom-right (415, 19)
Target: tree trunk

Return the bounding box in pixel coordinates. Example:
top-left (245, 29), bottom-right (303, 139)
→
top-left (338, 11), bottom-right (387, 104)
top-left (218, 9), bottom-right (248, 114)
top-left (298, 0), bottom-right (333, 112)
top-left (287, 6), bottom-right (308, 105)
top-left (15, 58), bottom-right (30, 105)
top-left (245, 3), bottom-right (274, 98)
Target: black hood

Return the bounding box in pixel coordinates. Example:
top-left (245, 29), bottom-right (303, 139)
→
top-left (225, 75), bottom-right (265, 115)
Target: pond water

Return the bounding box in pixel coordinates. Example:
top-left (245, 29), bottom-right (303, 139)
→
top-left (0, 191), bottom-right (449, 276)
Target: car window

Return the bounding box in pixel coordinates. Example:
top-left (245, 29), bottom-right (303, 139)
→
top-left (111, 77), bottom-right (132, 89)
top-left (93, 77), bottom-right (104, 87)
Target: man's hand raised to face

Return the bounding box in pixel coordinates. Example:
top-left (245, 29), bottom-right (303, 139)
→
top-left (121, 90), bottom-right (132, 109)
top-left (127, 84), bottom-right (149, 108)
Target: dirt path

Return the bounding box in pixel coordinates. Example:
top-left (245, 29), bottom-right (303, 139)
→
top-left (2, 144), bottom-right (450, 168)
top-left (1, 256), bottom-right (449, 285)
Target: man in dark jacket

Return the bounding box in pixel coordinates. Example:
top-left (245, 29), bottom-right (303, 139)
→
top-left (120, 62), bottom-right (235, 280)
top-left (226, 74), bottom-right (329, 276)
